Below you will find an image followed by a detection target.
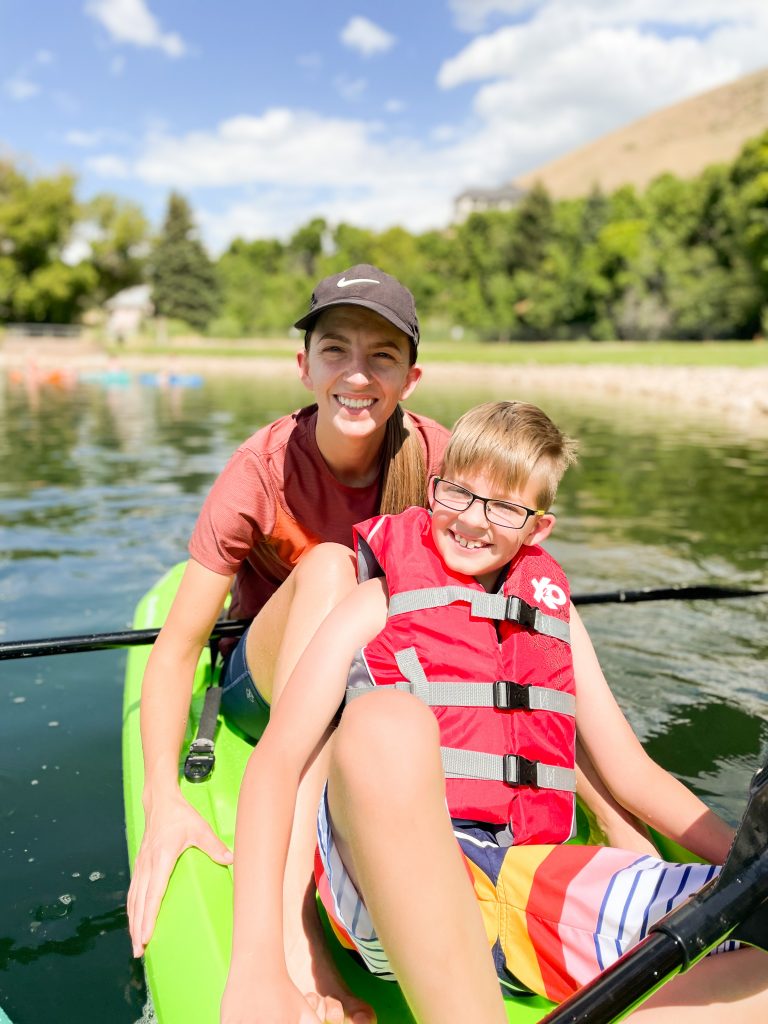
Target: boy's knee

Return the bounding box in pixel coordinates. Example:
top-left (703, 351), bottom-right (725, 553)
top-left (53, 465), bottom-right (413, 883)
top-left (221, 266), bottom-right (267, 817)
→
top-left (294, 542), bottom-right (356, 594)
top-left (331, 690), bottom-right (441, 798)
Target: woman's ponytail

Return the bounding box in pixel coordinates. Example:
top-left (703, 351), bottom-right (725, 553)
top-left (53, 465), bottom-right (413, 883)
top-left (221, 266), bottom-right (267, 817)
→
top-left (378, 405), bottom-right (427, 515)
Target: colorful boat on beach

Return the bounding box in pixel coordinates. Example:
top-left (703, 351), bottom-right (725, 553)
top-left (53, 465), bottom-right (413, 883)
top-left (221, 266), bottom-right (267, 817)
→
top-left (122, 562), bottom-right (689, 1024)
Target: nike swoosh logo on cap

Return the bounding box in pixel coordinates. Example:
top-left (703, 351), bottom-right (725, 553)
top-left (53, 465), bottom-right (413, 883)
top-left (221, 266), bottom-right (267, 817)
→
top-left (337, 277), bottom-right (380, 287)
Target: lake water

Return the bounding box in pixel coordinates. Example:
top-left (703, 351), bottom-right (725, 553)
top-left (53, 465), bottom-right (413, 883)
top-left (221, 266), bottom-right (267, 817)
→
top-left (1, 363), bottom-right (767, 1023)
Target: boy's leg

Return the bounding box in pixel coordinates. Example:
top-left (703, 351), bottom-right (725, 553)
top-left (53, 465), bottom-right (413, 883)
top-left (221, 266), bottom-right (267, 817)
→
top-left (327, 689), bottom-right (508, 1024)
top-left (484, 839), bottom-right (767, 1020)
top-left (239, 543), bottom-right (371, 1019)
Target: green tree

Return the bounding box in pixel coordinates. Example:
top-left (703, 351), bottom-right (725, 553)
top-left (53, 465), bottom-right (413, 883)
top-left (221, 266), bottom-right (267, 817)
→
top-left (149, 192), bottom-right (218, 332)
top-left (508, 183), bottom-right (555, 273)
top-left (214, 236), bottom-right (306, 337)
top-left (328, 222), bottom-right (378, 269)
top-left (727, 131), bottom-right (768, 332)
top-left (0, 160), bottom-right (97, 323)
top-left (286, 217), bottom-right (327, 278)
top-left (81, 193), bottom-right (150, 304)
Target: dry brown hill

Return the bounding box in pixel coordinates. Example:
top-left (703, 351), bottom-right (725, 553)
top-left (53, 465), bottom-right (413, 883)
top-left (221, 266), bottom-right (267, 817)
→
top-left (516, 67), bottom-right (768, 198)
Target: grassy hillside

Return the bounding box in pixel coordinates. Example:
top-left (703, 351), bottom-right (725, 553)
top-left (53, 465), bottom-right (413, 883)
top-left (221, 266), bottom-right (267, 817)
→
top-left (517, 67), bottom-right (768, 198)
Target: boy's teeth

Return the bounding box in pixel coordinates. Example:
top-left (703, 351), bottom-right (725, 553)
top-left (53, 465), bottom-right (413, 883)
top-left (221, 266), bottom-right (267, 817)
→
top-left (338, 396), bottom-right (374, 409)
top-left (456, 535), bottom-right (483, 549)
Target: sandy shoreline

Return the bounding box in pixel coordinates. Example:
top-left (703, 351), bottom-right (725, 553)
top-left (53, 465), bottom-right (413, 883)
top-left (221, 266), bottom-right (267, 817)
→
top-left (2, 338), bottom-right (767, 434)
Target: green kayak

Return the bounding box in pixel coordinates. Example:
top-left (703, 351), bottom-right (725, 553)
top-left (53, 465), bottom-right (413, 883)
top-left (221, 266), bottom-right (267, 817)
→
top-left (123, 562), bottom-right (684, 1023)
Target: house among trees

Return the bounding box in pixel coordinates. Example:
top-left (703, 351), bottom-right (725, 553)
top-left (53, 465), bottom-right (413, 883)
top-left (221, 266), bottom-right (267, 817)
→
top-left (104, 284), bottom-right (153, 343)
top-left (454, 182), bottom-right (527, 221)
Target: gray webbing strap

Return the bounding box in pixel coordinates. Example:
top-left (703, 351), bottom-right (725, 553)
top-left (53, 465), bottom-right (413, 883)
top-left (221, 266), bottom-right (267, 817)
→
top-left (390, 646), bottom-right (575, 716)
top-left (195, 684), bottom-right (222, 747)
top-left (345, 680), bottom-right (575, 717)
top-left (387, 586), bottom-right (570, 644)
top-left (441, 747), bottom-right (577, 792)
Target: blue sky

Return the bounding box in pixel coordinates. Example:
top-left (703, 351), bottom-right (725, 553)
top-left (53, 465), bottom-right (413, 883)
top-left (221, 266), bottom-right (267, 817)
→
top-left (1, 1), bottom-right (766, 252)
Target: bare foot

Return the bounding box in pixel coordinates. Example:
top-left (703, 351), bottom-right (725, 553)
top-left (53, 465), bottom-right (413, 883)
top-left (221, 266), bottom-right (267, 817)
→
top-left (286, 889), bottom-right (376, 1024)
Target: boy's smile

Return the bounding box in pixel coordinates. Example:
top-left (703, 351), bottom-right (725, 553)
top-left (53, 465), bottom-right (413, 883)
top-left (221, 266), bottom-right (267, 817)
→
top-left (429, 471), bottom-right (555, 591)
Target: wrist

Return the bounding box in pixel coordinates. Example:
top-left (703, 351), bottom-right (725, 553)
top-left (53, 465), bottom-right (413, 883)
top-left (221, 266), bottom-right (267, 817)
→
top-left (227, 954), bottom-right (288, 988)
top-left (141, 779), bottom-right (183, 816)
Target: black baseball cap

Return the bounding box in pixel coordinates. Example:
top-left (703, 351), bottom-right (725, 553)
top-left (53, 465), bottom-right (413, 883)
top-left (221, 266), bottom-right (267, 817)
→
top-left (294, 263), bottom-right (420, 348)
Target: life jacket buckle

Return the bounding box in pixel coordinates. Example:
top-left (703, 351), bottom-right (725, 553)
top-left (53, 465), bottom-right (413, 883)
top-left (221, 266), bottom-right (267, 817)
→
top-left (505, 596), bottom-right (538, 630)
top-left (493, 679), bottom-right (531, 710)
top-left (503, 754), bottom-right (540, 787)
top-left (183, 739), bottom-right (215, 783)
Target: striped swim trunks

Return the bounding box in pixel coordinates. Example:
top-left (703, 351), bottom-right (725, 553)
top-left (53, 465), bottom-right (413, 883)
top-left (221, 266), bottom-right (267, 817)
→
top-left (315, 785), bottom-right (736, 1002)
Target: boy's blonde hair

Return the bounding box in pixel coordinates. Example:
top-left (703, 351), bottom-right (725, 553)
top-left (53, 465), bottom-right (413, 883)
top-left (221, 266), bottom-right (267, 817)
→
top-left (441, 401), bottom-right (577, 510)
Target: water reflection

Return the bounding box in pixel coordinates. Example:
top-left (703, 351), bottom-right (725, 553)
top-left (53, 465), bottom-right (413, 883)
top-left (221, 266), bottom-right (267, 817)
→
top-left (0, 364), bottom-right (766, 1024)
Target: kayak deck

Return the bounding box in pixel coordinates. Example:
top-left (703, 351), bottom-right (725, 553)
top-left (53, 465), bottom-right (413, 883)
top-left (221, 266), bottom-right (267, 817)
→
top-left (122, 562), bottom-right (590, 1023)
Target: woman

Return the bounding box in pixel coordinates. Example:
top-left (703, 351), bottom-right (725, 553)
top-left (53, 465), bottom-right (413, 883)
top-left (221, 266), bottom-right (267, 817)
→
top-left (127, 265), bottom-right (449, 1021)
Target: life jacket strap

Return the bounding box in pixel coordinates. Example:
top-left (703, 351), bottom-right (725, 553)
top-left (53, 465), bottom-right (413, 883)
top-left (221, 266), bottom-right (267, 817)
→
top-left (441, 747), bottom-right (577, 792)
top-left (401, 646), bottom-right (575, 715)
top-left (350, 646), bottom-right (573, 716)
top-left (345, 678), bottom-right (575, 716)
top-left (387, 586), bottom-right (570, 643)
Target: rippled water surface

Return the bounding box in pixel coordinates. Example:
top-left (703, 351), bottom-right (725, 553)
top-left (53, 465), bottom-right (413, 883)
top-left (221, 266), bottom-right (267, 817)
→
top-left (1, 364), bottom-right (767, 1023)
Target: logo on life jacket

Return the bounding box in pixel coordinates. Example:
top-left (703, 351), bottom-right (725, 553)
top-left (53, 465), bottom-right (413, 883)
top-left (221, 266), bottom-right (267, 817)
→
top-left (532, 576), bottom-right (567, 611)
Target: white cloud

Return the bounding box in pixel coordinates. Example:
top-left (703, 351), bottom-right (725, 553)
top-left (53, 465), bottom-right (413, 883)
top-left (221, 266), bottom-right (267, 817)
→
top-left (36, 49), bottom-right (55, 64)
top-left (87, 154), bottom-right (130, 177)
top-left (133, 110), bottom-right (393, 189)
top-left (340, 16), bottom-right (396, 57)
top-left (384, 99), bottom-right (405, 114)
top-left (85, 0), bottom-right (186, 57)
top-left (5, 77), bottom-right (40, 100)
top-left (101, 107), bottom-right (465, 247)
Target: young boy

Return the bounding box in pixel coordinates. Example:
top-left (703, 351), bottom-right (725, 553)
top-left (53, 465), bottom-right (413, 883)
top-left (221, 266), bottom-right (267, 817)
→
top-left (221, 402), bottom-right (767, 1024)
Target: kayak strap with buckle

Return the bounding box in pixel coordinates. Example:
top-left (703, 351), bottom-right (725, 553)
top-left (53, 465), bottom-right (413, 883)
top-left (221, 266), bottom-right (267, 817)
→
top-left (183, 636), bottom-right (222, 783)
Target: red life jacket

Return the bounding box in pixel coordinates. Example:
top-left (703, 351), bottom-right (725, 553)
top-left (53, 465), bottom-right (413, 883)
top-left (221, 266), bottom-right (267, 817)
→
top-left (348, 506), bottom-right (576, 845)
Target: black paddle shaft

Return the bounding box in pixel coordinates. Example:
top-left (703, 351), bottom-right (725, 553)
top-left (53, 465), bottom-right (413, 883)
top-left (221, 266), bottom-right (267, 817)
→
top-left (539, 760), bottom-right (768, 1024)
top-left (572, 584), bottom-right (767, 606)
top-left (0, 585), bottom-right (764, 661)
top-left (0, 619), bottom-right (250, 660)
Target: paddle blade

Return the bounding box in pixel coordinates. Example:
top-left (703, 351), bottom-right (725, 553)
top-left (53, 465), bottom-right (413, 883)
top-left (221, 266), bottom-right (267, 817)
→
top-left (719, 760), bottom-right (768, 954)
top-left (731, 901), bottom-right (768, 954)
top-left (720, 760), bottom-right (768, 887)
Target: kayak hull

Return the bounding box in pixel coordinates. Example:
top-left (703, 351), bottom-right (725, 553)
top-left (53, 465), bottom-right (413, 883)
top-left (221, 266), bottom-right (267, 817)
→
top-left (123, 562), bottom-right (620, 1023)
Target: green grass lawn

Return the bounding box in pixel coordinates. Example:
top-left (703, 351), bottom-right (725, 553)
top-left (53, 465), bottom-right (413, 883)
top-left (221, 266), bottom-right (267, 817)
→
top-left (422, 339), bottom-right (768, 367)
top-left (124, 337), bottom-right (768, 368)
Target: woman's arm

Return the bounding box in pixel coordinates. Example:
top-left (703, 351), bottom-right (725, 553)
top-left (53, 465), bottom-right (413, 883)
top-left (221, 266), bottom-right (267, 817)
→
top-left (571, 605), bottom-right (734, 864)
top-left (222, 578), bottom-right (389, 1019)
top-left (128, 558), bottom-right (235, 955)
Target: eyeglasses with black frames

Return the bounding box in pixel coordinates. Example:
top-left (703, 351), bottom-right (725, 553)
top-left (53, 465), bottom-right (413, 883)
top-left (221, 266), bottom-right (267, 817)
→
top-left (431, 477), bottom-right (545, 530)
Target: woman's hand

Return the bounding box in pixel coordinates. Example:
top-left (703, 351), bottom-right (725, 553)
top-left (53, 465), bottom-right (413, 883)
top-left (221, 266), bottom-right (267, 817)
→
top-left (127, 791), bottom-right (233, 956)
